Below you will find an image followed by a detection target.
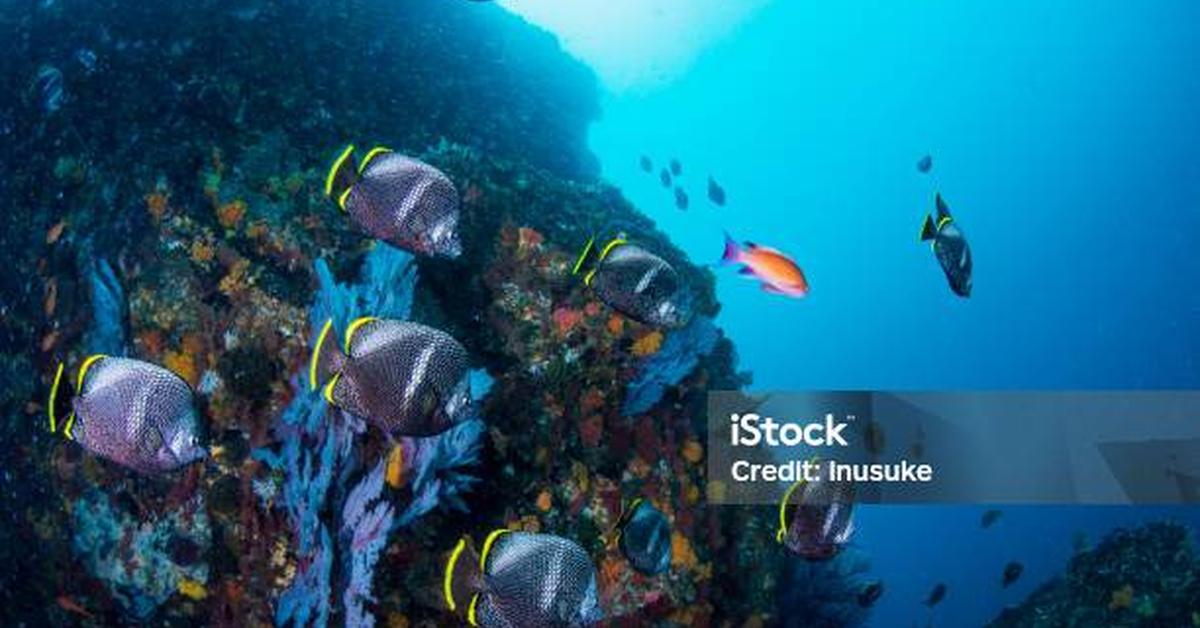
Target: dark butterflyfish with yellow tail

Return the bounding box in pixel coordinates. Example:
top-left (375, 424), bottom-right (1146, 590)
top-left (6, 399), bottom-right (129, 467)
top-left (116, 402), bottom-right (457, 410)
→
top-left (572, 235), bottom-right (691, 329)
top-left (920, 193), bottom-right (973, 297)
top-left (776, 460), bottom-right (855, 560)
top-left (614, 498), bottom-right (672, 575)
top-left (47, 355), bottom-right (206, 474)
top-left (325, 144), bottom-right (463, 258)
top-left (309, 316), bottom-right (474, 437)
top-left (443, 529), bottom-right (603, 627)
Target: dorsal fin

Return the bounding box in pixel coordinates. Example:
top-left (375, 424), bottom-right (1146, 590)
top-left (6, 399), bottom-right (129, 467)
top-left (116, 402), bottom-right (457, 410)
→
top-left (358, 146), bottom-right (392, 175)
top-left (343, 316), bottom-right (381, 355)
top-left (75, 354), bottom-right (108, 394)
top-left (324, 144), bottom-right (359, 211)
top-left (935, 194), bottom-right (951, 221)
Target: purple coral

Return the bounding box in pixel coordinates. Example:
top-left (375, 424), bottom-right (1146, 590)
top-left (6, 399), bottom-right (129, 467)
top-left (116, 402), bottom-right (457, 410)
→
top-left (341, 460), bottom-right (395, 628)
top-left (255, 243), bottom-right (484, 625)
top-left (396, 417), bottom-right (485, 527)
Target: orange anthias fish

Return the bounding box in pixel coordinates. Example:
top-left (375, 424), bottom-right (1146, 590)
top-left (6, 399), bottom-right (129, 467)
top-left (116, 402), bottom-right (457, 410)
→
top-left (56, 595), bottom-right (94, 619)
top-left (720, 231), bottom-right (809, 297)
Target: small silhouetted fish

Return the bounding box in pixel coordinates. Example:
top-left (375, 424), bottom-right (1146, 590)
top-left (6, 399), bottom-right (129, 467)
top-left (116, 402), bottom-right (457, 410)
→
top-left (669, 159), bottom-right (682, 176)
top-left (980, 509), bottom-right (1003, 528)
top-left (659, 168), bottom-right (672, 187)
top-left (857, 580), bottom-right (884, 607)
top-left (707, 177), bottom-right (726, 206)
top-left (1002, 561), bottom-right (1023, 587)
top-left (617, 499), bottom-right (671, 574)
top-left (917, 154), bottom-right (933, 173)
top-left (33, 65), bottom-right (64, 113)
top-left (639, 155), bottom-right (653, 172)
top-left (925, 582), bottom-right (947, 607)
top-left (674, 186), bottom-right (689, 210)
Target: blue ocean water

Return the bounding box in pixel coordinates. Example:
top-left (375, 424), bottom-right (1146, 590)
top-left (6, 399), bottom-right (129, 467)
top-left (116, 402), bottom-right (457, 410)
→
top-left (509, 1), bottom-right (1200, 625)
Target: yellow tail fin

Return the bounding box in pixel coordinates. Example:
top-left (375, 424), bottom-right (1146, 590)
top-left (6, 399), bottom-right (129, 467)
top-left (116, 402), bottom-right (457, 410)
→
top-left (444, 537), bottom-right (468, 612)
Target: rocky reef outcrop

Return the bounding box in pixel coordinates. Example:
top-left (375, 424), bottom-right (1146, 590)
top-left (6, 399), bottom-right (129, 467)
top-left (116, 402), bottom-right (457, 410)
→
top-left (0, 0), bottom-right (812, 625)
top-left (988, 522), bottom-right (1200, 628)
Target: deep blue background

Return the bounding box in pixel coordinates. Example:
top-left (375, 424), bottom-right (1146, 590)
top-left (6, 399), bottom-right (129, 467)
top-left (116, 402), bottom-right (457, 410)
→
top-left (573, 1), bottom-right (1200, 625)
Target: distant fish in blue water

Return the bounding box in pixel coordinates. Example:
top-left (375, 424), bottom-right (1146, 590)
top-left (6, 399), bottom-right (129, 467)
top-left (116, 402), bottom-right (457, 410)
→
top-left (32, 65), bottom-right (65, 113)
top-left (721, 232), bottom-right (809, 297)
top-left (857, 580), bottom-right (884, 607)
top-left (707, 176), bottom-right (726, 206)
top-left (616, 499), bottom-right (671, 575)
top-left (925, 582), bottom-right (947, 607)
top-left (1002, 561), bottom-right (1023, 587)
top-left (917, 154), bottom-right (933, 173)
top-left (674, 186), bottom-right (689, 210)
top-left (639, 155), bottom-right (653, 172)
top-left (669, 158), bottom-right (682, 176)
top-left (919, 194), bottom-right (973, 297)
top-left (325, 144), bottom-right (462, 258)
top-left (776, 467), bottom-right (855, 560)
top-left (47, 356), bottom-right (206, 473)
top-left (980, 509), bottom-right (1003, 528)
top-left (659, 168), bottom-right (672, 187)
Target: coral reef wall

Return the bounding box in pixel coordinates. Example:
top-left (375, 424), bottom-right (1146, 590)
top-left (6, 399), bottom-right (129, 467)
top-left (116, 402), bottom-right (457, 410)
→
top-left (0, 0), bottom-right (795, 625)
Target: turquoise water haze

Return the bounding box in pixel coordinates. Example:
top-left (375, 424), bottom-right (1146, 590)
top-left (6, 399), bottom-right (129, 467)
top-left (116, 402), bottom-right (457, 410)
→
top-left (574, 0), bottom-right (1200, 391)
top-left (507, 1), bottom-right (1200, 625)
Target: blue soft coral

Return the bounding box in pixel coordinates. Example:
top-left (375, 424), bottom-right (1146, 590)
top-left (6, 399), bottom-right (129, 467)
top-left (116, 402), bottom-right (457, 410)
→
top-left (622, 316), bottom-right (720, 416)
top-left (258, 243), bottom-right (485, 625)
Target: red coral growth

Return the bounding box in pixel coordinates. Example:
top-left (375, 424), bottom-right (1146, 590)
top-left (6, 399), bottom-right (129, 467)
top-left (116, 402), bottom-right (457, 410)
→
top-left (579, 413), bottom-right (603, 448)
top-left (552, 307), bottom-right (583, 336)
top-left (580, 387), bottom-right (606, 415)
top-left (517, 227), bottom-right (544, 252)
top-left (217, 200), bottom-right (247, 229)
